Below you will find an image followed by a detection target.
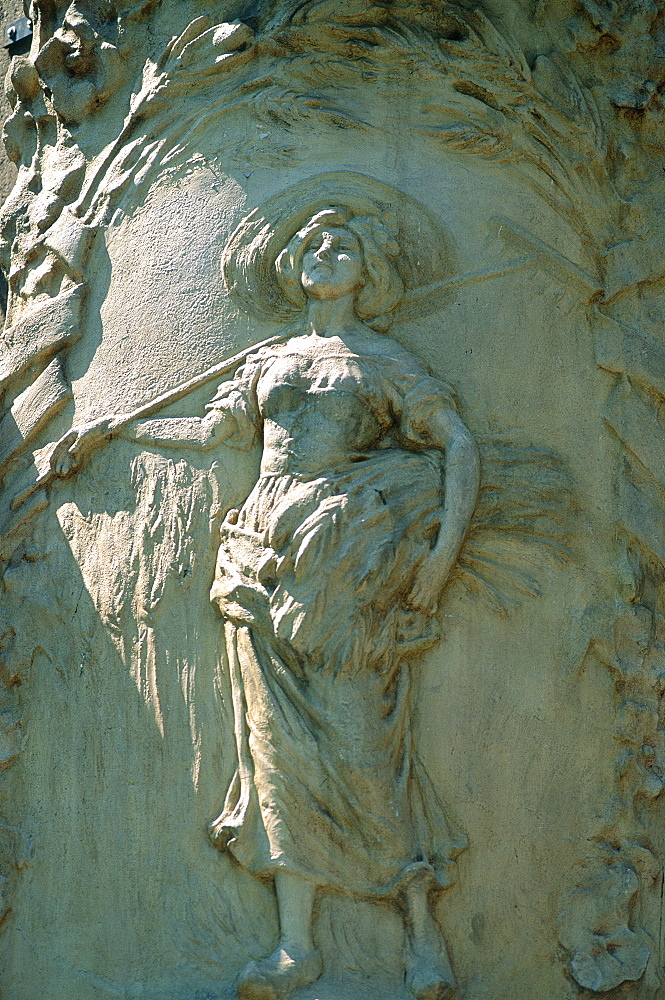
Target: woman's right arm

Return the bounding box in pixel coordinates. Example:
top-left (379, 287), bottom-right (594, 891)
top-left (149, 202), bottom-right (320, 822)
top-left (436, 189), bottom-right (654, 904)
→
top-left (50, 362), bottom-right (262, 478)
top-left (120, 410), bottom-right (236, 450)
top-left (50, 408), bottom-right (240, 478)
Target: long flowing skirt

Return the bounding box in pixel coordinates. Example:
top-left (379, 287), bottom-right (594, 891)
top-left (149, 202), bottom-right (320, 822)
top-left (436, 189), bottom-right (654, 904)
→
top-left (208, 449), bottom-right (466, 898)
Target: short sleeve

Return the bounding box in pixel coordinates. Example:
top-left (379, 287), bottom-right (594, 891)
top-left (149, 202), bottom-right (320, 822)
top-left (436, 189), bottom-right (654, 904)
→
top-left (400, 376), bottom-right (458, 446)
top-left (206, 353), bottom-right (262, 450)
top-left (379, 350), bottom-right (458, 448)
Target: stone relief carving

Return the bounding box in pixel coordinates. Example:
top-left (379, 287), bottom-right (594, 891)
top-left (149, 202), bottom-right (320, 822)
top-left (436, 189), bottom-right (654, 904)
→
top-left (0, 1), bottom-right (614, 620)
top-left (557, 842), bottom-right (658, 994)
top-left (207, 202), bottom-right (476, 1000)
top-left (28, 0), bottom-right (157, 124)
top-left (61, 2), bottom-right (615, 245)
top-left (0, 0), bottom-right (615, 535)
top-left (0, 2), bottom-right (663, 997)
top-left (556, 287), bottom-right (665, 997)
top-left (39, 173), bottom-right (575, 999)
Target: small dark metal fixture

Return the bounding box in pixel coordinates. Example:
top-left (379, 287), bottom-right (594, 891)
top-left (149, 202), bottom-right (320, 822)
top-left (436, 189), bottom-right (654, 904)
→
top-left (3, 16), bottom-right (33, 50)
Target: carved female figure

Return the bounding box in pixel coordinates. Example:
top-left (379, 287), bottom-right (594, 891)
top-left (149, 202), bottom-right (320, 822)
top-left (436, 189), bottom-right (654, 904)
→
top-left (52, 199), bottom-right (480, 1000)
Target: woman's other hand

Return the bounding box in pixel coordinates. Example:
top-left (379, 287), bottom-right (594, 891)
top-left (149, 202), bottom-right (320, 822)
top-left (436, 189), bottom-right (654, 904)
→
top-left (49, 414), bottom-right (123, 478)
top-left (406, 557), bottom-right (452, 615)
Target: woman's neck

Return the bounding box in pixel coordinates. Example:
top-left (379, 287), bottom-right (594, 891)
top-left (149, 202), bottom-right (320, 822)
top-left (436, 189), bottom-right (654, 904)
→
top-left (305, 294), bottom-right (363, 337)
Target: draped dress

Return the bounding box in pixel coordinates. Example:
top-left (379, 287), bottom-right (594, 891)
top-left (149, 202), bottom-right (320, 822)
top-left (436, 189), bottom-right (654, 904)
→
top-left (207, 331), bottom-right (466, 899)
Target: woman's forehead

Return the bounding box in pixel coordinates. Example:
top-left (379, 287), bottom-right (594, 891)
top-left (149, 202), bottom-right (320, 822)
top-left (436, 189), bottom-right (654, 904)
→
top-left (307, 225), bottom-right (358, 243)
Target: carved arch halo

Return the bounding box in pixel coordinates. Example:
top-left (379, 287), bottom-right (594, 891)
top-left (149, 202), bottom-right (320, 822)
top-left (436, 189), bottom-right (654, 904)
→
top-left (222, 171), bottom-right (458, 328)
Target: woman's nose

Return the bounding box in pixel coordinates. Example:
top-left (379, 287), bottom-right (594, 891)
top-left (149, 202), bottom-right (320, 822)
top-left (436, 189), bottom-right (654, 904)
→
top-left (314, 239), bottom-right (332, 259)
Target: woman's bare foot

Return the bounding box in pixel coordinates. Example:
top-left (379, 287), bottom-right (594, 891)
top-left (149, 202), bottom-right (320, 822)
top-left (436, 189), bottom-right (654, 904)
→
top-left (237, 942), bottom-right (323, 1000)
top-left (400, 872), bottom-right (457, 1000)
top-left (405, 944), bottom-right (457, 1000)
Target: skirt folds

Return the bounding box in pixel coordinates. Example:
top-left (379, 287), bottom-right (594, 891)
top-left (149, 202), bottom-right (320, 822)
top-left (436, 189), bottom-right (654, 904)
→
top-left (208, 449), bottom-right (466, 897)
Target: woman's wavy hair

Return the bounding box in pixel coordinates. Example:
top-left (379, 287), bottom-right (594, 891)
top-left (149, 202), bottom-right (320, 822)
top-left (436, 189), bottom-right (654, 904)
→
top-left (274, 207), bottom-right (404, 321)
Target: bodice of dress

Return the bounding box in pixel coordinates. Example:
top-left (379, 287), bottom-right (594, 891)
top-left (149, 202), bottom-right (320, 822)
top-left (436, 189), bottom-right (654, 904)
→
top-left (256, 338), bottom-right (392, 475)
top-left (206, 331), bottom-right (457, 477)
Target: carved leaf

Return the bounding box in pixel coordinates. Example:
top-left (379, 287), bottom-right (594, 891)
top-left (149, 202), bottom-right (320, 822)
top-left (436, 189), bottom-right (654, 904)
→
top-left (296, 1), bottom-right (390, 26)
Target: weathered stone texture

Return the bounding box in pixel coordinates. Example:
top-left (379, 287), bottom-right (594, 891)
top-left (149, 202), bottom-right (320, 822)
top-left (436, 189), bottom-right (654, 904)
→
top-left (1, 4), bottom-right (665, 1000)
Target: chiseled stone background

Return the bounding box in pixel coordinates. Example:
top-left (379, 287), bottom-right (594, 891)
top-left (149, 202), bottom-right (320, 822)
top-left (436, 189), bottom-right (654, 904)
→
top-left (0, 3), bottom-right (22, 172)
top-left (0, 1), bottom-right (23, 310)
top-left (0, 4), bottom-right (665, 1000)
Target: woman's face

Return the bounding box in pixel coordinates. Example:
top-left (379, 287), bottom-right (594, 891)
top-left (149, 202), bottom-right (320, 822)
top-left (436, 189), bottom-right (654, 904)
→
top-left (300, 226), bottom-right (364, 301)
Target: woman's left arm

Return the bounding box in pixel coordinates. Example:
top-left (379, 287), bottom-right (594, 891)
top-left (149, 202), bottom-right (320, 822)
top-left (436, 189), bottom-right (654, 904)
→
top-left (407, 407), bottom-right (480, 614)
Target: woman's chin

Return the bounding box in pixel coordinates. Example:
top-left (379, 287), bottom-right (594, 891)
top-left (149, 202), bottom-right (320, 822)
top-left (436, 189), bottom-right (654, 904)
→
top-left (303, 282), bottom-right (355, 300)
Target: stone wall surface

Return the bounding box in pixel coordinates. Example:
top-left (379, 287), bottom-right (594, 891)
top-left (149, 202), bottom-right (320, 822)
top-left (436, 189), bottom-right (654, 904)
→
top-left (0, 3), bottom-right (664, 1000)
top-left (0, 6), bottom-right (19, 202)
top-left (0, 1), bottom-right (25, 310)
